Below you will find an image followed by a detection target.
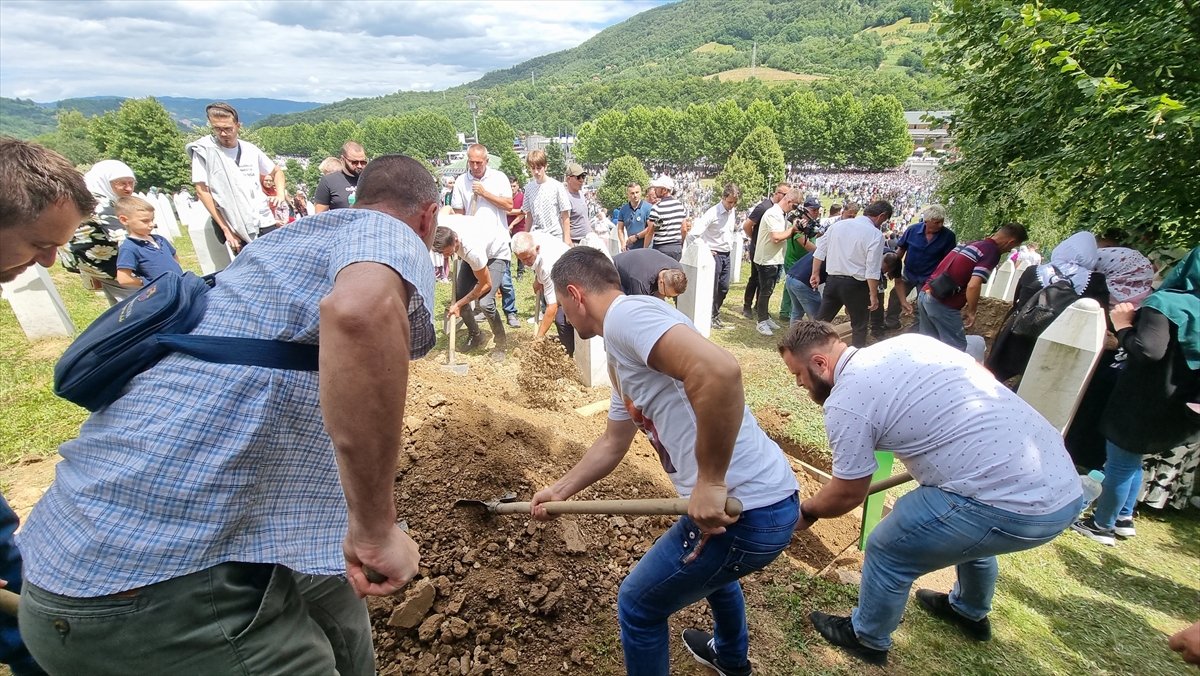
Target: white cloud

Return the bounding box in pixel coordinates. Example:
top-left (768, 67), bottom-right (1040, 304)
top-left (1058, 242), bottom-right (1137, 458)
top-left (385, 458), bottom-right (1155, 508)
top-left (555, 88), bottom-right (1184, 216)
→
top-left (0, 0), bottom-right (671, 103)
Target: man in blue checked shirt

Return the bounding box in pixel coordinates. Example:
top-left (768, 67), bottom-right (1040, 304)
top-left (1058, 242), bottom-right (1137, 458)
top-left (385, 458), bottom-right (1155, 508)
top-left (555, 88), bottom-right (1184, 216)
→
top-left (17, 155), bottom-right (440, 675)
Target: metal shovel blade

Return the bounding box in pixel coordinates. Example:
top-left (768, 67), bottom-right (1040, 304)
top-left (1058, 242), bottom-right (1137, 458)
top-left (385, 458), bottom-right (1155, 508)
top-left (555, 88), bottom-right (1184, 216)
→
top-left (453, 492), bottom-right (517, 513)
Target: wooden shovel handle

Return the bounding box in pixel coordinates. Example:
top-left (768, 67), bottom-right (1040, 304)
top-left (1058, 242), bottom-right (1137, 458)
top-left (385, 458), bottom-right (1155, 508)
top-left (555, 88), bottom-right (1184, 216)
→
top-left (0, 589), bottom-right (19, 617)
top-left (492, 497), bottom-right (744, 517)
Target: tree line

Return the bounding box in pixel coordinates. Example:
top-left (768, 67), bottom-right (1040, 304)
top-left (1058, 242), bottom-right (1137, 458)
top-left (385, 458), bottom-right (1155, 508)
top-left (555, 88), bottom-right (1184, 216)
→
top-left (574, 91), bottom-right (912, 170)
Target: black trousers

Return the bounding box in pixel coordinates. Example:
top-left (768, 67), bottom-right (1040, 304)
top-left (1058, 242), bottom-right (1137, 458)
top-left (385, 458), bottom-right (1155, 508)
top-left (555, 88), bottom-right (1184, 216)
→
top-left (712, 251), bottom-right (732, 320)
top-left (456, 259), bottom-right (507, 348)
top-left (755, 264), bottom-right (782, 322)
top-left (869, 282), bottom-right (905, 331)
top-left (654, 242), bottom-right (682, 261)
top-left (555, 305), bottom-right (575, 357)
top-left (817, 275), bottom-right (871, 347)
top-left (743, 262), bottom-right (761, 313)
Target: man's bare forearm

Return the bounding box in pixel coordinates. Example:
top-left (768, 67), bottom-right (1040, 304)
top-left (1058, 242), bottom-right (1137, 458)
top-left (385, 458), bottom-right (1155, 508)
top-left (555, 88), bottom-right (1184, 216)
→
top-left (546, 420), bottom-right (636, 500)
top-left (320, 263), bottom-right (411, 538)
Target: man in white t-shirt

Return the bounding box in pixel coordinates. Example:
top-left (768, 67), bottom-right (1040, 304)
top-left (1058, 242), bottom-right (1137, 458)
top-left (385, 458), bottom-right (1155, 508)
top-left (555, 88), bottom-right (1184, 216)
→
top-left (521, 149), bottom-right (571, 247)
top-left (531, 247), bottom-right (799, 676)
top-left (511, 231), bottom-right (575, 355)
top-left (433, 214), bottom-right (511, 361)
top-left (186, 102), bottom-right (284, 253)
top-left (777, 322), bottom-right (1083, 667)
top-left (452, 144), bottom-right (519, 327)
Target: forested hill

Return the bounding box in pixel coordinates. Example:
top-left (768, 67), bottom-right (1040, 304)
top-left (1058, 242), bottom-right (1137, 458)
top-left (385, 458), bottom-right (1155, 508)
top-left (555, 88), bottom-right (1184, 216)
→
top-left (254, 0), bottom-right (946, 133)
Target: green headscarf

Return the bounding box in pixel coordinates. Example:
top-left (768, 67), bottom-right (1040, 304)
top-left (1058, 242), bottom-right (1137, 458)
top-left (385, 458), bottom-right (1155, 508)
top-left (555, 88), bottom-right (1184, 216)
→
top-left (1142, 245), bottom-right (1200, 370)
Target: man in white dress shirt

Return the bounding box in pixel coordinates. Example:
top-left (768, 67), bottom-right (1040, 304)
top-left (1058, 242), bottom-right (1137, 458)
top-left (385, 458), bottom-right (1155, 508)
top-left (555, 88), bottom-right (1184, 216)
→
top-left (690, 183), bottom-right (740, 328)
top-left (452, 144), bottom-right (519, 327)
top-left (811, 200), bottom-right (890, 347)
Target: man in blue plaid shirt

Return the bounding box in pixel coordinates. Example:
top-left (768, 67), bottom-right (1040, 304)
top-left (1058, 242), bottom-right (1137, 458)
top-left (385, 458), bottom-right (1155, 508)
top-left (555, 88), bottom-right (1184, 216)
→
top-left (17, 155), bottom-right (440, 675)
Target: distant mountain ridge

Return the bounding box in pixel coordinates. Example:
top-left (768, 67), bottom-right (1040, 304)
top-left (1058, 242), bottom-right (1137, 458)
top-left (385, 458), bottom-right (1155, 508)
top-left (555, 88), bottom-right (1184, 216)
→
top-left (0, 95), bottom-right (322, 138)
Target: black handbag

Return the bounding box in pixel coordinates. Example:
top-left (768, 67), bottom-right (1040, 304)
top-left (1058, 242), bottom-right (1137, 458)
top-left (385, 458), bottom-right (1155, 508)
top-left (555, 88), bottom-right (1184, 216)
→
top-left (1011, 266), bottom-right (1080, 337)
top-left (927, 270), bottom-right (961, 299)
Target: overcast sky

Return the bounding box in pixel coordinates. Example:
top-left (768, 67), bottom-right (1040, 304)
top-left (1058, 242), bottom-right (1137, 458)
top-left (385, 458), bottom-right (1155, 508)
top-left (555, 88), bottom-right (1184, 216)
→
top-left (0, 0), bottom-right (670, 103)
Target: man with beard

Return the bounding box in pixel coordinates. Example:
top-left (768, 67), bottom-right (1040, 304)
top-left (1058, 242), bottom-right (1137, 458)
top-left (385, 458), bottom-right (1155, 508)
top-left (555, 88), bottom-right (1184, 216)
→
top-left (776, 321), bottom-right (1082, 667)
top-left (531, 247), bottom-right (798, 676)
top-left (315, 141), bottom-right (367, 212)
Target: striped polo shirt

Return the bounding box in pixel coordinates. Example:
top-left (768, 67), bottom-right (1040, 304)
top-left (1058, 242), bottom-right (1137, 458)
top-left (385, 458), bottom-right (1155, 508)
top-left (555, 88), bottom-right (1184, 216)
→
top-left (649, 196), bottom-right (686, 246)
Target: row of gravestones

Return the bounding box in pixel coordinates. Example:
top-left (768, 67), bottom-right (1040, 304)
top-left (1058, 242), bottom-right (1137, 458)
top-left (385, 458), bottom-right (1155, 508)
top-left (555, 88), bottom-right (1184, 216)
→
top-left (2, 207), bottom-right (1105, 436)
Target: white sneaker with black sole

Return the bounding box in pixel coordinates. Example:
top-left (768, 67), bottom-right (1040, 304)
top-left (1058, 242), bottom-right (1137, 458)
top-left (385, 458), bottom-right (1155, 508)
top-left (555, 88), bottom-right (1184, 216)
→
top-left (765, 317), bottom-right (781, 330)
top-left (756, 320), bottom-right (773, 336)
top-left (682, 629), bottom-right (751, 676)
top-left (1070, 516), bottom-right (1116, 546)
top-left (1114, 518), bottom-right (1136, 538)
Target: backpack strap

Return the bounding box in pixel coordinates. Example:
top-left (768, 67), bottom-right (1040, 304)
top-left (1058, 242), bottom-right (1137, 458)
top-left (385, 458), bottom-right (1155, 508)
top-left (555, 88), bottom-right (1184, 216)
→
top-left (157, 334), bottom-right (319, 371)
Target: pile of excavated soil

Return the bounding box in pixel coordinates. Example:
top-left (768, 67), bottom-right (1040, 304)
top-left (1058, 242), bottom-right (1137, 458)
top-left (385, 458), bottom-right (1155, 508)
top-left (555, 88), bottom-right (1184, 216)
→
top-left (967, 296), bottom-right (1013, 355)
top-left (376, 360), bottom-right (850, 675)
top-left (516, 340), bottom-right (578, 410)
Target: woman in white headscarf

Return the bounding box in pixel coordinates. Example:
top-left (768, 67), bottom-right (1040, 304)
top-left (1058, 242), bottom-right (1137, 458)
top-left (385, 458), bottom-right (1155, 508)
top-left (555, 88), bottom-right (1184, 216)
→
top-left (60, 160), bottom-right (138, 304)
top-left (987, 231), bottom-right (1110, 382)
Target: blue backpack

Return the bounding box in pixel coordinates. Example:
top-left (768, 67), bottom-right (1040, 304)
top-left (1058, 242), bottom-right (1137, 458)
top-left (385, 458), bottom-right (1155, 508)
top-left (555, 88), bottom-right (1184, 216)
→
top-left (54, 272), bottom-right (319, 412)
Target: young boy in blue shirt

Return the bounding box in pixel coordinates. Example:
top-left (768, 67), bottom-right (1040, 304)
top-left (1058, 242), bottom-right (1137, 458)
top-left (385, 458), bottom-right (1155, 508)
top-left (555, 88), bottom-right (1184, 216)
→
top-left (114, 196), bottom-right (182, 288)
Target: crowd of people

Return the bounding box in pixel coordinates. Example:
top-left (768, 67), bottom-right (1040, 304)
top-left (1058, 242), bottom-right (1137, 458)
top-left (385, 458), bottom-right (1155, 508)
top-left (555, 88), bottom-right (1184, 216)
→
top-left (0, 97), bottom-right (1197, 675)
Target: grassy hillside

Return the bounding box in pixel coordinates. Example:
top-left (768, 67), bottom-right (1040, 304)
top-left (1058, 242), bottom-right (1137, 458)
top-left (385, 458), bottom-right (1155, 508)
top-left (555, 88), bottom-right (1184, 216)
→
top-left (254, 0), bottom-right (946, 134)
top-left (0, 98), bottom-right (58, 138)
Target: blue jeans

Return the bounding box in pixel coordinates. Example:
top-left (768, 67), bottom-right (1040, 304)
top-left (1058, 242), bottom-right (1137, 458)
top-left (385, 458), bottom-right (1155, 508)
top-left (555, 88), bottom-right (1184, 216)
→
top-left (500, 260), bottom-right (517, 316)
top-left (0, 495), bottom-right (45, 676)
top-left (917, 291), bottom-right (967, 351)
top-left (618, 492), bottom-right (798, 675)
top-left (784, 275), bottom-right (823, 324)
top-left (852, 486), bottom-right (1082, 651)
top-left (1093, 440), bottom-right (1142, 529)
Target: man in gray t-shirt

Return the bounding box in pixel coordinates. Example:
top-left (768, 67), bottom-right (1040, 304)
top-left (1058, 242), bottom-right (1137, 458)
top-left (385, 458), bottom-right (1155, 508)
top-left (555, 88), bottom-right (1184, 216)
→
top-left (565, 163), bottom-right (590, 244)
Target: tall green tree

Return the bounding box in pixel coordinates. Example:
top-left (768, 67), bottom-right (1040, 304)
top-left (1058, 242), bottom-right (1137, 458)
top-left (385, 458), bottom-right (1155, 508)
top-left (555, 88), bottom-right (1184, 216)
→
top-left (596, 155), bottom-right (650, 212)
top-left (34, 110), bottom-right (98, 166)
top-left (498, 147), bottom-right (526, 184)
top-left (715, 154), bottom-right (763, 210)
top-left (729, 126), bottom-right (786, 192)
top-left (776, 91), bottom-right (827, 165)
top-left (89, 97), bottom-right (190, 191)
top-left (854, 95), bottom-right (912, 170)
top-left (476, 116), bottom-right (516, 155)
top-left (544, 140), bottom-right (567, 179)
top-left (933, 0), bottom-right (1199, 248)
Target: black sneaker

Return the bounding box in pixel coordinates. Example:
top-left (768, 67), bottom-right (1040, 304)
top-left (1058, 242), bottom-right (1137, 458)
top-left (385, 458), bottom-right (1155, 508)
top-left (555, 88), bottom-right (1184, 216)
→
top-left (712, 317), bottom-right (726, 330)
top-left (914, 590), bottom-right (992, 641)
top-left (681, 629), bottom-right (751, 676)
top-left (1114, 518), bottom-right (1136, 538)
top-left (506, 313), bottom-right (520, 328)
top-left (809, 612), bottom-right (888, 666)
top-left (462, 332), bottom-right (486, 352)
top-left (1070, 516), bottom-right (1116, 546)
top-left (741, 307), bottom-right (754, 320)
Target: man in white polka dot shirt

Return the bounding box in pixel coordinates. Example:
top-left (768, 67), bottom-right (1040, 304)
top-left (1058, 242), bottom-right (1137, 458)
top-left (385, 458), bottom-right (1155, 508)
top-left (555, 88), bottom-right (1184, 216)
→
top-left (777, 321), bottom-right (1083, 667)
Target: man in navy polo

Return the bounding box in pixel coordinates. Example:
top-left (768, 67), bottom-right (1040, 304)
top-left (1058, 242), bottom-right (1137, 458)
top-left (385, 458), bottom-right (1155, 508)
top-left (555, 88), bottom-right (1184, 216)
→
top-left (617, 182), bottom-right (653, 250)
top-left (893, 204), bottom-right (956, 331)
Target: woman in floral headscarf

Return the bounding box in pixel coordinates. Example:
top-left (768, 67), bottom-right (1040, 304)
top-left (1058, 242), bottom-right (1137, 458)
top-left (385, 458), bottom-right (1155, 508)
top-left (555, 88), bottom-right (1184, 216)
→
top-left (59, 160), bottom-right (137, 305)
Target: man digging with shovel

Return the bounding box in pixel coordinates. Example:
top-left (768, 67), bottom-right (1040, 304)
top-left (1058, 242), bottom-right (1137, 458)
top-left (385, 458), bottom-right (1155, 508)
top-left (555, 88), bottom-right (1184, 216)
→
top-left (530, 246), bottom-right (799, 676)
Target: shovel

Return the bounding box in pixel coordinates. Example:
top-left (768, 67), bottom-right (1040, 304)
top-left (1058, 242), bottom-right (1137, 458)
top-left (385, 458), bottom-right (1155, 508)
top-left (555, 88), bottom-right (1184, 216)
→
top-left (454, 492), bottom-right (744, 517)
top-left (442, 313), bottom-right (469, 375)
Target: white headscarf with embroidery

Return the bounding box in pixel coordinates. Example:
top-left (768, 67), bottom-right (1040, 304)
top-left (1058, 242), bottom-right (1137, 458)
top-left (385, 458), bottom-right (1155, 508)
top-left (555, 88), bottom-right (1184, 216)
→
top-left (1036, 231), bottom-right (1098, 294)
top-left (83, 160), bottom-right (135, 205)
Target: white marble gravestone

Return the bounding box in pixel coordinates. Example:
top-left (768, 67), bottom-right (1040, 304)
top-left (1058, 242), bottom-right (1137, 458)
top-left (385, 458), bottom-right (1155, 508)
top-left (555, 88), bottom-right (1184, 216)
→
top-left (984, 258), bottom-right (1016, 300)
top-left (677, 240), bottom-right (715, 338)
top-left (1, 265), bottom-right (75, 339)
top-left (186, 206), bottom-right (232, 275)
top-left (574, 329), bottom-right (609, 388)
top-left (607, 227), bottom-right (622, 258)
top-left (730, 235), bottom-right (744, 283)
top-left (1017, 298), bottom-right (1106, 433)
top-left (1001, 260), bottom-right (1031, 303)
top-left (155, 193), bottom-right (182, 239)
top-left (150, 195), bottom-right (175, 243)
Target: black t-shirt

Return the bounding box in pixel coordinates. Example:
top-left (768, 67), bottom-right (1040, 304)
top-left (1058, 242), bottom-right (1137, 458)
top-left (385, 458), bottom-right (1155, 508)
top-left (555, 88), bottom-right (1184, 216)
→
top-left (315, 171), bottom-right (359, 210)
top-left (745, 197), bottom-right (774, 259)
top-left (614, 249), bottom-right (683, 297)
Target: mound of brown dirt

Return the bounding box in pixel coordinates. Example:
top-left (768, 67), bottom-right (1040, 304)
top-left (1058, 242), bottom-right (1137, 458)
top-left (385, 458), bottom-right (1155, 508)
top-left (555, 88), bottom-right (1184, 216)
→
top-left (377, 357), bottom-right (852, 675)
top-left (516, 340), bottom-right (577, 410)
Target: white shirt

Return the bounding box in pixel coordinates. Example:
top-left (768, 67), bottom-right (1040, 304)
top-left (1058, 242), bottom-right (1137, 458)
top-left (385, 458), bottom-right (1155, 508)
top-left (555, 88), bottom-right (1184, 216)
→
top-left (451, 167), bottom-right (512, 235)
top-left (522, 178), bottom-right (571, 239)
top-left (605, 295), bottom-right (798, 511)
top-left (823, 334), bottom-right (1082, 516)
top-left (530, 232), bottom-right (570, 305)
top-left (692, 201), bottom-right (737, 253)
top-left (190, 139), bottom-right (276, 230)
top-left (753, 204), bottom-right (787, 266)
top-left (814, 215), bottom-right (883, 281)
top-left (441, 214), bottom-right (510, 271)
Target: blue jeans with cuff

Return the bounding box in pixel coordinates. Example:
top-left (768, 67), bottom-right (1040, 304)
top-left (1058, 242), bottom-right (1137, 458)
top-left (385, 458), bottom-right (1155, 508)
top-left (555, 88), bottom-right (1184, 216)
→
top-left (917, 290), bottom-right (968, 351)
top-left (852, 486), bottom-right (1081, 651)
top-left (1093, 440), bottom-right (1142, 529)
top-left (618, 492), bottom-right (798, 676)
top-left (500, 260), bottom-right (517, 316)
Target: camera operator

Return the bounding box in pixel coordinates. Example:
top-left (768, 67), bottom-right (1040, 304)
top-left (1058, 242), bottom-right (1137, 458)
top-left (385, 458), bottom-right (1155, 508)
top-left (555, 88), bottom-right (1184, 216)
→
top-left (779, 196), bottom-right (822, 323)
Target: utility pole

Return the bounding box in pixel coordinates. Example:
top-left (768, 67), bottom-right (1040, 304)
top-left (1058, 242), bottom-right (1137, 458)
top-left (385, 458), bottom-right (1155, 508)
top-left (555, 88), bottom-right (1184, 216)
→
top-left (465, 92), bottom-right (479, 143)
top-left (751, 41), bottom-right (757, 77)
top-left (531, 71), bottom-right (535, 86)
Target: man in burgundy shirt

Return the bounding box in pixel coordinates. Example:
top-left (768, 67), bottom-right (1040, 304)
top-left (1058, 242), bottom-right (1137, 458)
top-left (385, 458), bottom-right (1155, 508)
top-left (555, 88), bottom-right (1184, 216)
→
top-left (918, 223), bottom-right (1027, 350)
top-left (508, 176), bottom-right (527, 280)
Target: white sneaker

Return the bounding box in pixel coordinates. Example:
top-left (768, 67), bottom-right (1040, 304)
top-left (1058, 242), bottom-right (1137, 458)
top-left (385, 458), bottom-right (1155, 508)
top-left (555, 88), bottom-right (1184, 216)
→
top-left (765, 317), bottom-right (781, 330)
top-left (527, 316), bottom-right (536, 324)
top-left (756, 321), bottom-right (774, 336)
